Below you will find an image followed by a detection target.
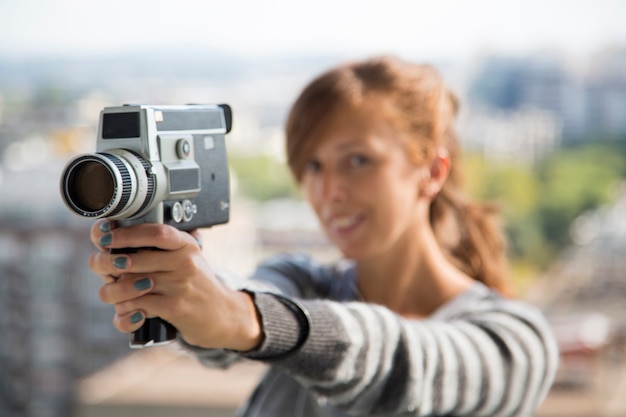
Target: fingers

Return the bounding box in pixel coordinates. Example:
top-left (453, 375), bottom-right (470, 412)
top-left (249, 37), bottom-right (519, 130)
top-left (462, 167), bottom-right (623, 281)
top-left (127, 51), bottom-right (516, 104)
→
top-left (96, 267), bottom-right (196, 334)
top-left (113, 310), bottom-right (146, 333)
top-left (100, 276), bottom-right (155, 334)
top-left (89, 246), bottom-right (197, 279)
top-left (97, 222), bottom-right (195, 252)
top-left (188, 229), bottom-right (203, 249)
top-left (99, 276), bottom-right (153, 306)
top-left (88, 250), bottom-right (130, 279)
top-left (90, 219), bottom-right (116, 251)
top-left (88, 221), bottom-right (208, 336)
top-left (111, 293), bottom-right (182, 334)
top-left (89, 222), bottom-right (200, 281)
top-left (111, 293), bottom-right (181, 334)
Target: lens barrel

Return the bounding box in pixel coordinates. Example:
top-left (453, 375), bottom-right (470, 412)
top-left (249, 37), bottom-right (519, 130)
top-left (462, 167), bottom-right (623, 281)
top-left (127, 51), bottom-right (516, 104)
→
top-left (61, 151), bottom-right (155, 219)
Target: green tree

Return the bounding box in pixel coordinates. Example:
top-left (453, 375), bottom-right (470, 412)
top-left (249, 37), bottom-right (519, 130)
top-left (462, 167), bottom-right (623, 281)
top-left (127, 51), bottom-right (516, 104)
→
top-left (464, 153), bottom-right (545, 268)
top-left (228, 153), bottom-right (299, 201)
top-left (464, 140), bottom-right (626, 274)
top-left (536, 143), bottom-right (625, 252)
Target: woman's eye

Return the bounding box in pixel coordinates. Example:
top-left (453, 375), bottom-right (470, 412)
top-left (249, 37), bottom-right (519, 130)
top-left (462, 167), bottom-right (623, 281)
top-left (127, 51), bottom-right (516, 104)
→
top-left (348, 155), bottom-right (370, 167)
top-left (305, 160), bottom-right (322, 173)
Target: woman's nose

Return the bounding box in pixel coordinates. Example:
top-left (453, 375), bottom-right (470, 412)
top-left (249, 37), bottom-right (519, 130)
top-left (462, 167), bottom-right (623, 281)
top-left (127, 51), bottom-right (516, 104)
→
top-left (317, 170), bottom-right (348, 203)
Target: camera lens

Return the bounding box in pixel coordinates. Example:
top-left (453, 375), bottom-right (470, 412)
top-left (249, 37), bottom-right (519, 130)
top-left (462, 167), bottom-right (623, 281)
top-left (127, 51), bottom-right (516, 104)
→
top-left (61, 151), bottom-right (155, 219)
top-left (69, 161), bottom-right (115, 211)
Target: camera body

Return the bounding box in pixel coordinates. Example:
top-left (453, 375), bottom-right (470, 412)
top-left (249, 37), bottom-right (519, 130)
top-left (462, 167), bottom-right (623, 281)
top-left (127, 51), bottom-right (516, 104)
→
top-left (60, 104), bottom-right (232, 348)
top-left (61, 104), bottom-right (231, 230)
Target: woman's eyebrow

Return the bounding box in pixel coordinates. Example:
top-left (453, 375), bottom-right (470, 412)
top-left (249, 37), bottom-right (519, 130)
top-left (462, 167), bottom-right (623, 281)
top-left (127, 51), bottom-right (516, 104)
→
top-left (333, 138), bottom-right (369, 151)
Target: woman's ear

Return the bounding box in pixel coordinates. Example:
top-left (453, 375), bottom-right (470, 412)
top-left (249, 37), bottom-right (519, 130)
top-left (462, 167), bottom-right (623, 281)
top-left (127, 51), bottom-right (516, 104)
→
top-left (420, 148), bottom-right (450, 199)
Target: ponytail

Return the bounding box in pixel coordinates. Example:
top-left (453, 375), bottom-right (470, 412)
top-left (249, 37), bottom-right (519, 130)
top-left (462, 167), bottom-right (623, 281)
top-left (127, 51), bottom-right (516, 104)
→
top-left (430, 154), bottom-right (515, 297)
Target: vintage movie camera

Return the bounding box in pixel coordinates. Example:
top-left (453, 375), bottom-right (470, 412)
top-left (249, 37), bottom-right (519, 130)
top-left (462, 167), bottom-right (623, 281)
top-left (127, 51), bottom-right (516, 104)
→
top-left (60, 104), bottom-right (232, 348)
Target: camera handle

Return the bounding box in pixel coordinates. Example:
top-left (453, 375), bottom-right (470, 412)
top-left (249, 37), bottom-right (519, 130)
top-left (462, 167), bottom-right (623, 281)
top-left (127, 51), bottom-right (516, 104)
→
top-left (129, 317), bottom-right (177, 348)
top-left (110, 247), bottom-right (178, 348)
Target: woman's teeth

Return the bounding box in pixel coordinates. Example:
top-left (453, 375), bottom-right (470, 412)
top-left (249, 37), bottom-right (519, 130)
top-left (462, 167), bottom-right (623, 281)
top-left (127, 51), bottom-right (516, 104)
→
top-left (331, 215), bottom-right (360, 230)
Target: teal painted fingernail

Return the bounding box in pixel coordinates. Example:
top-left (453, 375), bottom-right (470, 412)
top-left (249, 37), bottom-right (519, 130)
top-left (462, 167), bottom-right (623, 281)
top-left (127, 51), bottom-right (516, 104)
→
top-left (113, 256), bottom-right (127, 269)
top-left (130, 312), bottom-right (143, 324)
top-left (99, 221), bottom-right (110, 233)
top-left (99, 234), bottom-right (112, 247)
top-left (134, 278), bottom-right (152, 291)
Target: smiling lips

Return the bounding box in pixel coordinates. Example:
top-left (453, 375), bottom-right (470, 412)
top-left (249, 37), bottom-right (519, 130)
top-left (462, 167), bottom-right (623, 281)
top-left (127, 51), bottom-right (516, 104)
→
top-left (326, 213), bottom-right (365, 235)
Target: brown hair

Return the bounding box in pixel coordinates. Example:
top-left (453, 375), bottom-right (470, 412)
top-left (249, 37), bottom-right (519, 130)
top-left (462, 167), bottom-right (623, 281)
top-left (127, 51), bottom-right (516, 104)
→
top-left (285, 56), bottom-right (514, 297)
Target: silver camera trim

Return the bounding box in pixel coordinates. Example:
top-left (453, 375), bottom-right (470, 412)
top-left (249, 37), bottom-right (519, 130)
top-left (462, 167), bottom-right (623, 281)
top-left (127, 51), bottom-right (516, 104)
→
top-left (104, 149), bottom-right (166, 220)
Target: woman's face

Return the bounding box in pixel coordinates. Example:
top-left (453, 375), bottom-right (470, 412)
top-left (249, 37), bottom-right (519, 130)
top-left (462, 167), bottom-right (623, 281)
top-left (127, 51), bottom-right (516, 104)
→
top-left (301, 99), bottom-right (427, 260)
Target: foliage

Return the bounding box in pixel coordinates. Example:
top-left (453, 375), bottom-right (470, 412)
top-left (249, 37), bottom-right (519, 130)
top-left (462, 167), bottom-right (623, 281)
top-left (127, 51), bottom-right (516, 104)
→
top-left (464, 139), bottom-right (626, 272)
top-left (228, 153), bottom-right (300, 201)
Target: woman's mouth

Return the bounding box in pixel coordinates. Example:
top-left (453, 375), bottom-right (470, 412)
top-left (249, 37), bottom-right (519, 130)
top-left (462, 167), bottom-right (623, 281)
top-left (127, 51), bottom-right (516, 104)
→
top-left (327, 213), bottom-right (365, 234)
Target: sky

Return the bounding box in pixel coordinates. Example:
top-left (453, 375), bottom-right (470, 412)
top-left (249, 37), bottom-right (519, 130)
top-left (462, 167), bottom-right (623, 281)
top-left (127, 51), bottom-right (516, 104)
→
top-left (0, 0), bottom-right (625, 61)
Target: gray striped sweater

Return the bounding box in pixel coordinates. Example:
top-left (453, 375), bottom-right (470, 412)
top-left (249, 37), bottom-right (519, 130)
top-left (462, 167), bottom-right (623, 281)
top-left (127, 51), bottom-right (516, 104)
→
top-left (182, 254), bottom-right (559, 417)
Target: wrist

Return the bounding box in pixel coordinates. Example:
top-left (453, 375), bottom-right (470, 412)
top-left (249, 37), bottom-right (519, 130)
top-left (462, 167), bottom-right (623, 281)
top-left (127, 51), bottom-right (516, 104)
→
top-left (228, 290), bottom-right (264, 352)
top-left (238, 292), bottom-right (311, 361)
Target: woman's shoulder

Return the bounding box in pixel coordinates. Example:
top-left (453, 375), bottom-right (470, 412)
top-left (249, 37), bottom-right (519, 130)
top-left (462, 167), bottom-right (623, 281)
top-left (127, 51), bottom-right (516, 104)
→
top-left (433, 282), bottom-right (554, 332)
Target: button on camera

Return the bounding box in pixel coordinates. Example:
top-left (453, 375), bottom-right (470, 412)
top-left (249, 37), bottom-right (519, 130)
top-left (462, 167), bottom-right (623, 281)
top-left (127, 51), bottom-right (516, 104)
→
top-left (171, 202), bottom-right (184, 223)
top-left (182, 200), bottom-right (197, 222)
top-left (176, 138), bottom-right (192, 159)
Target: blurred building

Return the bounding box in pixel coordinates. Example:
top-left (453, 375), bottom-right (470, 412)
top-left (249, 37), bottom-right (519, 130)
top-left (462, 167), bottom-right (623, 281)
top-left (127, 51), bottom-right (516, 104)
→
top-left (466, 48), bottom-right (626, 145)
top-left (458, 106), bottom-right (562, 163)
top-left (0, 165), bottom-right (130, 417)
top-left (585, 48), bottom-right (626, 138)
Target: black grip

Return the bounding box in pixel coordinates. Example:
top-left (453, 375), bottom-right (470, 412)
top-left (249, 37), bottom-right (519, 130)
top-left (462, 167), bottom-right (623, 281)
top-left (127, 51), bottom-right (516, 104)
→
top-left (129, 318), bottom-right (177, 347)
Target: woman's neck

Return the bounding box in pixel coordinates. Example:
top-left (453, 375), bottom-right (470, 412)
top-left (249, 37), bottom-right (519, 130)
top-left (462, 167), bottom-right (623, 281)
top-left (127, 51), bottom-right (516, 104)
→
top-left (354, 222), bottom-right (473, 318)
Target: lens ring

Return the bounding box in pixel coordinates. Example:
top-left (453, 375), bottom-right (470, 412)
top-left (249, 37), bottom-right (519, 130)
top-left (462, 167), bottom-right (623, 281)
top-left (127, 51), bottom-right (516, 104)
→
top-left (101, 153), bottom-right (134, 217)
top-left (130, 152), bottom-right (156, 216)
top-left (61, 154), bottom-right (134, 218)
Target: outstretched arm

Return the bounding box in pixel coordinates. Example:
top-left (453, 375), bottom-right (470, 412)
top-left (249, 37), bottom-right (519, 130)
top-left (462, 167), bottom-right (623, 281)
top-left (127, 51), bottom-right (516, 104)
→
top-left (237, 285), bottom-right (558, 417)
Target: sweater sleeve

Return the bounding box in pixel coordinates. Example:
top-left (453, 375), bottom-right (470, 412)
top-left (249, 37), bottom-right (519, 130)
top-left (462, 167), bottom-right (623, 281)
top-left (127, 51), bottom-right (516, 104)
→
top-left (241, 287), bottom-right (559, 417)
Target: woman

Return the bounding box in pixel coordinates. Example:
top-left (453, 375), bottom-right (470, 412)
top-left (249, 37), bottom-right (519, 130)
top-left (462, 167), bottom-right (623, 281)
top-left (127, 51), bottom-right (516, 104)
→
top-left (89, 56), bottom-right (558, 416)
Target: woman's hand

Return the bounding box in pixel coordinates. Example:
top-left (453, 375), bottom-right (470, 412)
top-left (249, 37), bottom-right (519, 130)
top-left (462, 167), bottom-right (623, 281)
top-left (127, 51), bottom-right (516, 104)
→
top-left (88, 219), bottom-right (262, 351)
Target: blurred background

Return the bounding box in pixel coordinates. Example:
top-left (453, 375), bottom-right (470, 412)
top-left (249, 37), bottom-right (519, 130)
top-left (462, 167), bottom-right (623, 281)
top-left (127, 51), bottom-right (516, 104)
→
top-left (1, 0), bottom-right (625, 416)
